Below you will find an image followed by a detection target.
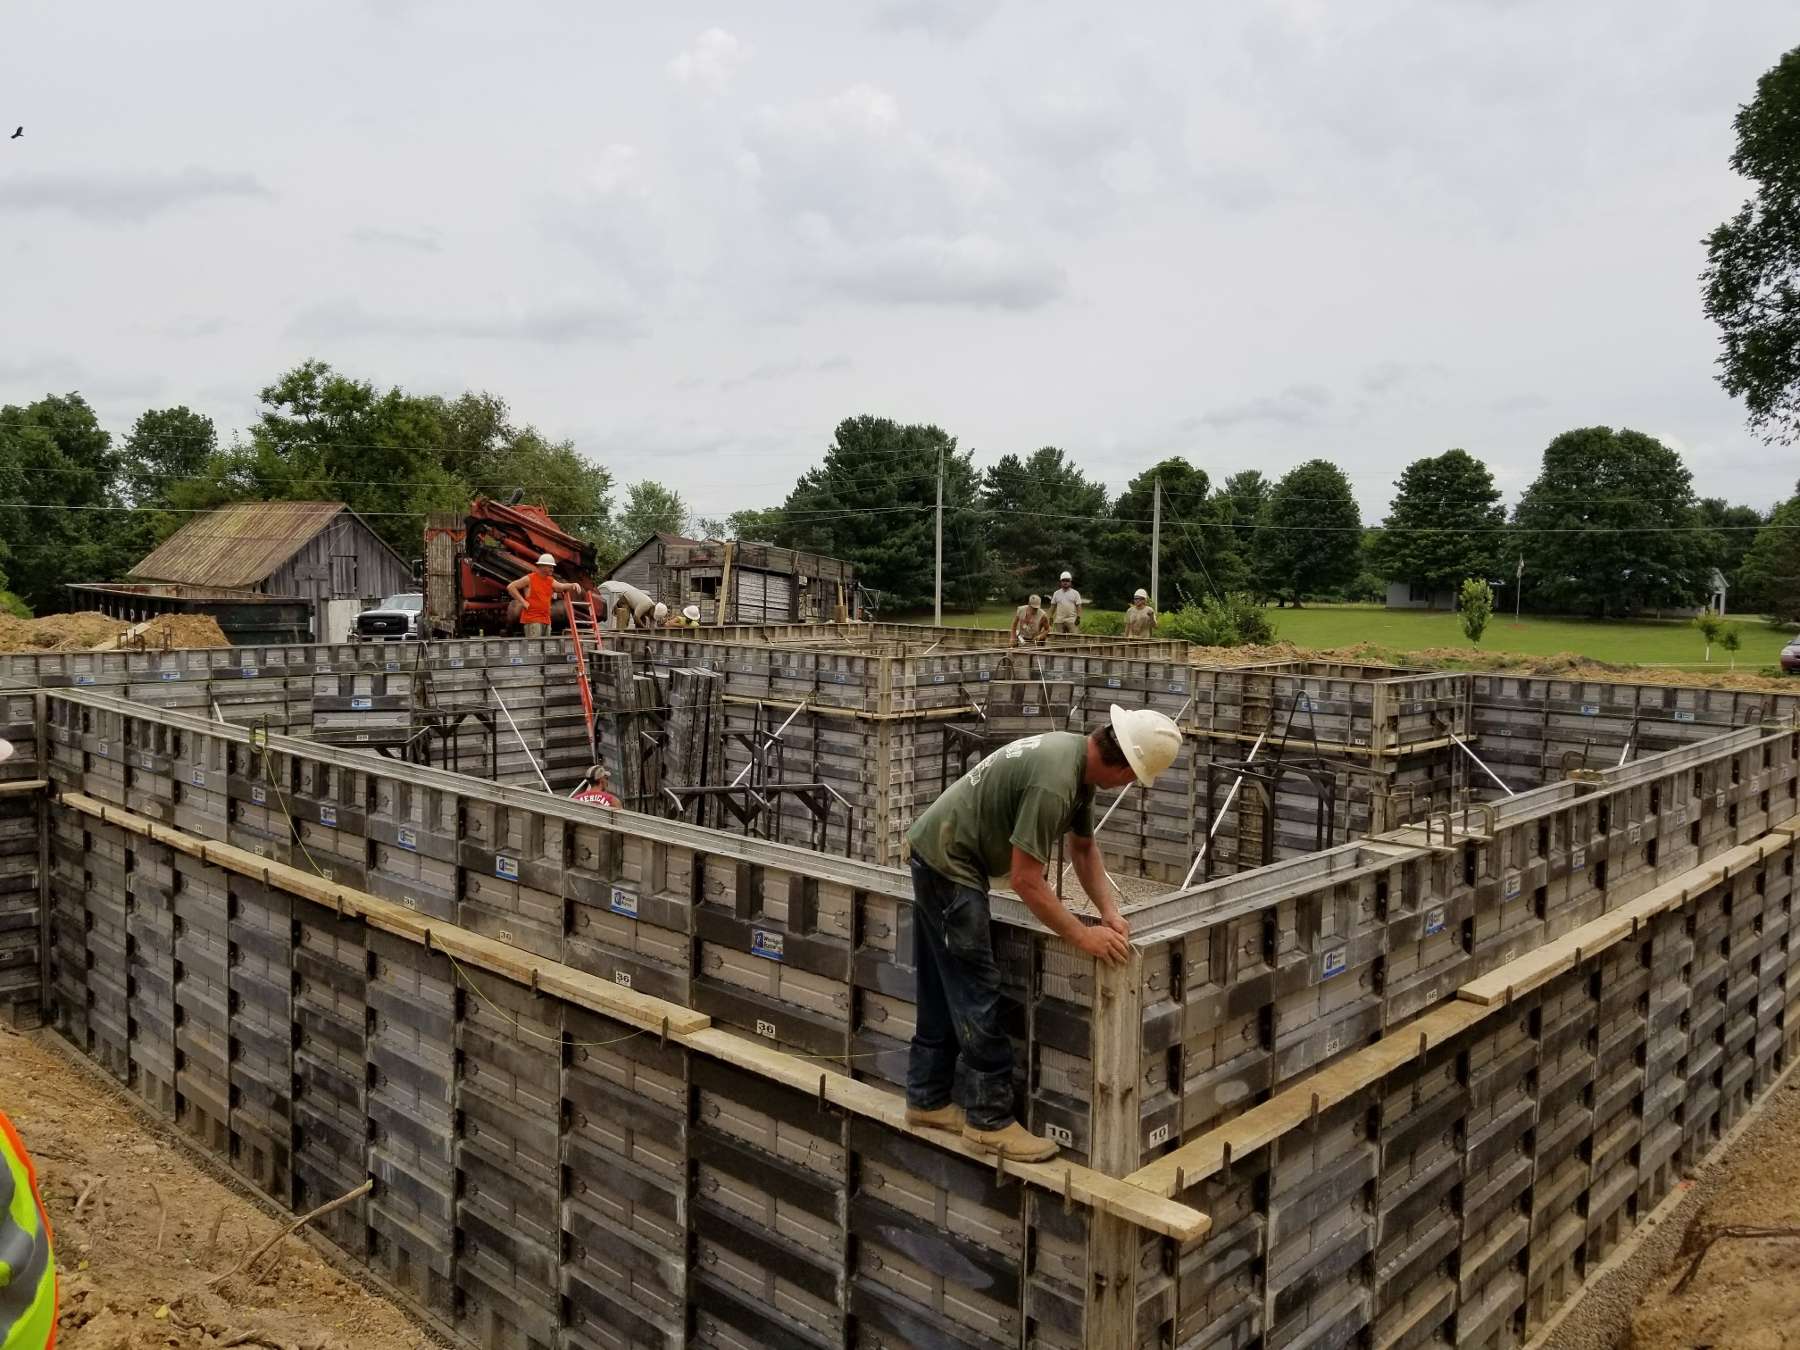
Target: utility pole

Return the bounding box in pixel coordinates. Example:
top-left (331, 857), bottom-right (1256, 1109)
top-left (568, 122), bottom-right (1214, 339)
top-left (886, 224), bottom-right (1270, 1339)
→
top-left (934, 444), bottom-right (944, 626)
top-left (1150, 477), bottom-right (1161, 612)
top-left (1515, 554), bottom-right (1524, 623)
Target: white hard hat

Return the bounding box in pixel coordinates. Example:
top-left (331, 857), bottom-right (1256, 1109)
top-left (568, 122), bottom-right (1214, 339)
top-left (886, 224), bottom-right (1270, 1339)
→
top-left (1110, 704), bottom-right (1180, 786)
top-left (0, 739), bottom-right (13, 765)
top-left (1134, 588), bottom-right (1148, 601)
top-left (1028, 595), bottom-right (1041, 607)
top-left (536, 553), bottom-right (555, 566)
top-left (682, 604), bottom-right (701, 622)
top-left (1059, 571), bottom-right (1072, 582)
top-left (653, 602), bottom-right (669, 619)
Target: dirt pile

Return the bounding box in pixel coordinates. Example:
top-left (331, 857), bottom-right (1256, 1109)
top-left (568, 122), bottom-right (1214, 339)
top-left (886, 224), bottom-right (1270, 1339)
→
top-left (0, 611), bottom-right (230, 652)
top-left (1626, 1079), bottom-right (1800, 1348)
top-left (0, 1025), bottom-right (432, 1349)
top-left (1188, 638), bottom-right (1798, 693)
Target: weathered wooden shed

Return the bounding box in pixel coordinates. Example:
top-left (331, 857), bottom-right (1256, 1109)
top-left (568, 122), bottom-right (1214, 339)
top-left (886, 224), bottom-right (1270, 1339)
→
top-left (606, 534), bottom-right (858, 623)
top-left (128, 501), bottom-right (414, 611)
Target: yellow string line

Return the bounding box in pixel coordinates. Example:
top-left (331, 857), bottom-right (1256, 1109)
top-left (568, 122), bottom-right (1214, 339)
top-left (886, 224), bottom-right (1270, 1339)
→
top-left (443, 948), bottom-right (647, 1050)
top-left (257, 744), bottom-right (340, 881)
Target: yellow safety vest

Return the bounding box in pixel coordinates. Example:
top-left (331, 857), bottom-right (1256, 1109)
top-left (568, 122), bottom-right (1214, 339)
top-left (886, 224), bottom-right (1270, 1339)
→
top-left (0, 1110), bottom-right (55, 1350)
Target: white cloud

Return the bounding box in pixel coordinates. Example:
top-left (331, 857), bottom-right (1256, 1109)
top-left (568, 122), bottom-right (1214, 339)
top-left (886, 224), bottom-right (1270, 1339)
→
top-left (0, 168), bottom-right (268, 223)
top-left (289, 300), bottom-right (644, 345)
top-left (349, 225), bottom-right (441, 253)
top-left (667, 28), bottom-right (749, 94)
top-left (811, 231), bottom-right (1065, 310)
top-left (1197, 384), bottom-right (1334, 430)
top-left (871, 0), bottom-right (1004, 40)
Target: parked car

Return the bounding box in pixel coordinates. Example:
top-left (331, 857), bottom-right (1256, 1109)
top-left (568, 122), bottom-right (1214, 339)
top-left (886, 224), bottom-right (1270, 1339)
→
top-left (356, 592), bottom-right (425, 640)
top-left (1782, 635), bottom-right (1800, 674)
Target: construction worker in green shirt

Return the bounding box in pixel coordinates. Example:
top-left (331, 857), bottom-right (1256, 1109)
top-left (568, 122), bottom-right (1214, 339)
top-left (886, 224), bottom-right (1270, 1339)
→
top-left (902, 706), bottom-right (1181, 1160)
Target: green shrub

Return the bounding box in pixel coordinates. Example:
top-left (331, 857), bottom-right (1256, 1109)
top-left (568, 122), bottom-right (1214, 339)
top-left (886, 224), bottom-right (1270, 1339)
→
top-left (0, 591), bottom-right (28, 620)
top-left (1159, 593), bottom-right (1274, 647)
top-left (1694, 612), bottom-right (1724, 660)
top-left (1458, 578), bottom-right (1495, 645)
top-left (1081, 609), bottom-right (1124, 636)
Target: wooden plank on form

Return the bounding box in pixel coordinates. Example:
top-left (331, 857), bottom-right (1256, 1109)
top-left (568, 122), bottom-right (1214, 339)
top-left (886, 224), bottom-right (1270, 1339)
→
top-left (678, 1023), bottom-right (1211, 1243)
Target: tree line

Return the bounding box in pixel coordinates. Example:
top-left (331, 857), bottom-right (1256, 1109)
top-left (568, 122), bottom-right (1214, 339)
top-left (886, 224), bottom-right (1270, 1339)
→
top-left (753, 414), bottom-right (1794, 621)
top-left (0, 364), bottom-right (1794, 625)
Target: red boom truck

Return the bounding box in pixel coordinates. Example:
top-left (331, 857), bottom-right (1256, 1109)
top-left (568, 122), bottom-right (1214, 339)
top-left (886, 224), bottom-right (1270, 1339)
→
top-left (420, 495), bottom-right (601, 637)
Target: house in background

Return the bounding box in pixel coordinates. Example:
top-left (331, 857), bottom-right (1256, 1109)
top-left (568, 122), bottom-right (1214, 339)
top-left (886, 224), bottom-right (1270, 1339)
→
top-left (606, 534), bottom-right (858, 623)
top-left (107, 501), bottom-right (414, 641)
top-left (1385, 581), bottom-right (1459, 611)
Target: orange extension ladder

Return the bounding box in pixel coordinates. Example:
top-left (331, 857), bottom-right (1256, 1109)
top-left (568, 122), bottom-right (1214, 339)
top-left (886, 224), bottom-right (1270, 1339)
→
top-left (562, 592), bottom-right (608, 761)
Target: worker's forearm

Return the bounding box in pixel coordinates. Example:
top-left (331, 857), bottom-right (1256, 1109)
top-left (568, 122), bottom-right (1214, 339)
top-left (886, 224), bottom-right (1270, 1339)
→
top-left (1012, 870), bottom-right (1085, 943)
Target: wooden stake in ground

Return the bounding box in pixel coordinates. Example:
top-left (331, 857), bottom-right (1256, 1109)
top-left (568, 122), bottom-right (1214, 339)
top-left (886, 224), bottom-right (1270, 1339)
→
top-left (73, 1174), bottom-right (105, 1219)
top-left (205, 1179), bottom-right (373, 1288)
top-left (148, 1178), bottom-right (166, 1252)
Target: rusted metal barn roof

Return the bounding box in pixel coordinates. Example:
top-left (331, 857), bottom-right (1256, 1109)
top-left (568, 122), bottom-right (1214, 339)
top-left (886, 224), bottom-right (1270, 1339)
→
top-left (128, 501), bottom-right (358, 588)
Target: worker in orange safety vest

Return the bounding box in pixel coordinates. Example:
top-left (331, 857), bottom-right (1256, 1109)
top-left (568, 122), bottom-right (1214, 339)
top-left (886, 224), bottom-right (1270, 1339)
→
top-left (0, 737), bottom-right (56, 1348)
top-left (0, 1107), bottom-right (56, 1349)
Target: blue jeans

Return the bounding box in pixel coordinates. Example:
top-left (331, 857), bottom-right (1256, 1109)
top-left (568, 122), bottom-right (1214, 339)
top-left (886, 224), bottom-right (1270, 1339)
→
top-left (906, 857), bottom-right (1015, 1130)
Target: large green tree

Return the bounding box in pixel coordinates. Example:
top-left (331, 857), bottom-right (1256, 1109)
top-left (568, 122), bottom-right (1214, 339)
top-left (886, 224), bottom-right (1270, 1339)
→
top-left (114, 406), bottom-right (219, 560)
top-left (1251, 460), bottom-right (1363, 605)
top-left (428, 391), bottom-right (614, 548)
top-left (1090, 458), bottom-right (1238, 609)
top-left (1703, 45), bottom-right (1800, 443)
top-left (1511, 427), bottom-right (1712, 615)
top-left (1738, 481), bottom-right (1800, 621)
top-left (179, 364), bottom-right (613, 557)
top-left (772, 415), bottom-right (992, 611)
top-left (1369, 449), bottom-right (1505, 600)
top-left (612, 480), bottom-right (691, 554)
top-left (980, 446), bottom-right (1108, 598)
top-left (0, 393), bottom-right (131, 610)
top-left (1695, 497), bottom-right (1769, 608)
top-left (189, 360), bottom-right (463, 554)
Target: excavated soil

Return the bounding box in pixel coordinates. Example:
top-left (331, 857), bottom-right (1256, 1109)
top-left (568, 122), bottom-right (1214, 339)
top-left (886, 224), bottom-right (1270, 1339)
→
top-left (1621, 1078), bottom-right (1800, 1349)
top-left (1188, 639), bottom-right (1800, 693)
top-left (0, 1023), bottom-right (433, 1350)
top-left (0, 612), bottom-right (230, 652)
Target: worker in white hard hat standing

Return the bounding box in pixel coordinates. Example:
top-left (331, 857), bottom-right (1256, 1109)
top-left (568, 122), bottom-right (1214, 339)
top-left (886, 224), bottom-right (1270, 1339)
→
top-left (1047, 572), bottom-right (1082, 636)
top-left (1010, 595), bottom-right (1048, 647)
top-left (903, 705), bottom-right (1182, 1161)
top-left (595, 579), bottom-right (662, 631)
top-left (1124, 588), bottom-right (1156, 638)
top-left (506, 553), bottom-right (583, 637)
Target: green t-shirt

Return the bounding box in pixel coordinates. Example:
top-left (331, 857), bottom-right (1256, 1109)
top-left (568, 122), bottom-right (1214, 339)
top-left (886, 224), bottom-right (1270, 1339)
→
top-left (907, 731), bottom-right (1094, 892)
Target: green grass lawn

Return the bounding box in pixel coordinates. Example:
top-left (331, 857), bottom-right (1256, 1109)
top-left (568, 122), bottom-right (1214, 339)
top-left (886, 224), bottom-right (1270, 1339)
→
top-left (920, 603), bottom-right (1795, 671)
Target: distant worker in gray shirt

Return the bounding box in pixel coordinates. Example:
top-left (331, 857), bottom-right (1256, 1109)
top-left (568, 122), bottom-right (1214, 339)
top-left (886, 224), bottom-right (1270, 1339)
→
top-left (1048, 572), bottom-right (1082, 634)
top-left (1124, 588), bottom-right (1156, 638)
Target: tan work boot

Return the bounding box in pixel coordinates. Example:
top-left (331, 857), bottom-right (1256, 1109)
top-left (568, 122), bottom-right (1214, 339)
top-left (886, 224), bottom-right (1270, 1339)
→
top-left (963, 1120), bottom-right (1060, 1162)
top-left (904, 1103), bottom-right (965, 1132)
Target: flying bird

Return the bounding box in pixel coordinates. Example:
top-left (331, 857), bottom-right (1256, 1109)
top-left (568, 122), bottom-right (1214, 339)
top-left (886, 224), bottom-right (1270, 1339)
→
top-left (8, 128), bottom-right (20, 140)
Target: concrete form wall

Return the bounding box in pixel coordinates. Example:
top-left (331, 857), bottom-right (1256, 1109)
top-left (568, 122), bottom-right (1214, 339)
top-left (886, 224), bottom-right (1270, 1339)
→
top-left (36, 689), bottom-right (1151, 1349)
top-left (18, 678), bottom-right (1800, 1349)
top-left (1169, 828), bottom-right (1799, 1348)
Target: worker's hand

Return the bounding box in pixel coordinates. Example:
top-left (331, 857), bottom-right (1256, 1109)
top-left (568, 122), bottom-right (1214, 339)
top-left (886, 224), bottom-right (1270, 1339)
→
top-left (1101, 909), bottom-right (1130, 940)
top-left (1072, 922), bottom-right (1129, 965)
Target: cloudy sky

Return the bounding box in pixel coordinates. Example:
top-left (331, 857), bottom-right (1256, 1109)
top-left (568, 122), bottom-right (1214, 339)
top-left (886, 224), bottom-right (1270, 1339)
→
top-left (2, 1), bottom-right (1793, 524)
